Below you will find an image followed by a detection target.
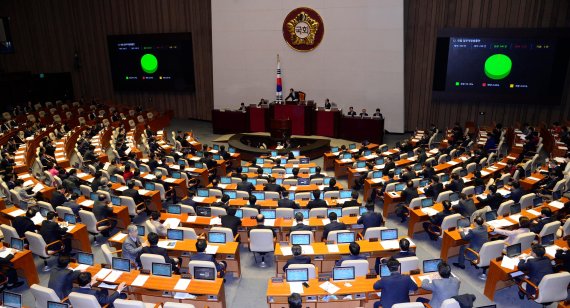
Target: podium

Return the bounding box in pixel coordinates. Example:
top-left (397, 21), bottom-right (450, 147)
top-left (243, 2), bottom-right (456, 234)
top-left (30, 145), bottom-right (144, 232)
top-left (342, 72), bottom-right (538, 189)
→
top-left (270, 119), bottom-right (292, 140)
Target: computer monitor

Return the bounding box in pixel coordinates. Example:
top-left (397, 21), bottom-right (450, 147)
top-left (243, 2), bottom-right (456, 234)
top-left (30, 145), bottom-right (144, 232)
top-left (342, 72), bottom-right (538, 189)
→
top-left (541, 233), bottom-right (555, 246)
top-left (276, 178), bottom-right (284, 185)
top-left (286, 268), bottom-right (309, 282)
top-left (112, 257), bottom-right (131, 272)
top-left (178, 159), bottom-right (186, 166)
top-left (364, 150), bottom-right (373, 156)
top-left (193, 266), bottom-right (216, 281)
top-left (495, 180), bottom-right (504, 188)
top-left (196, 151), bottom-right (204, 157)
top-left (476, 164), bottom-right (483, 171)
top-left (332, 266), bottom-right (355, 281)
top-left (39, 206), bottom-right (49, 217)
top-left (380, 145), bottom-right (389, 152)
top-left (246, 178), bottom-right (257, 185)
top-left (90, 192), bottom-right (98, 201)
top-left (421, 198), bottom-right (434, 208)
top-left (197, 188), bottom-right (209, 197)
top-left (213, 144), bottom-right (220, 151)
top-left (291, 150), bottom-right (300, 157)
top-left (457, 218), bottom-right (471, 228)
top-left (297, 178), bottom-right (310, 186)
top-left (72, 188), bottom-right (81, 196)
top-left (327, 208), bottom-right (342, 218)
top-left (260, 209), bottom-right (276, 219)
top-left (167, 204), bottom-right (181, 214)
top-left (323, 177), bottom-right (332, 185)
top-left (395, 183), bottom-right (406, 192)
top-left (348, 144), bottom-right (357, 150)
top-left (291, 234), bottom-right (311, 245)
top-left (342, 153), bottom-right (352, 160)
top-left (111, 196), bottom-right (121, 206)
top-left (300, 158), bottom-right (310, 164)
top-left (337, 232), bottom-right (355, 244)
top-left (280, 158), bottom-right (288, 164)
top-left (289, 192), bottom-right (296, 200)
top-left (228, 147), bottom-right (236, 153)
top-left (414, 164), bottom-right (422, 171)
top-left (309, 167), bottom-right (317, 173)
top-left (331, 147), bottom-right (339, 153)
top-left (167, 229), bottom-right (184, 241)
top-left (375, 158), bottom-right (385, 165)
top-left (339, 190), bottom-right (352, 199)
top-left (137, 225), bottom-right (145, 236)
top-left (10, 238), bottom-right (24, 251)
top-left (474, 186), bottom-right (485, 195)
top-left (506, 243), bottom-right (522, 258)
top-left (263, 167), bottom-right (272, 175)
top-left (220, 177), bottom-right (231, 184)
top-left (110, 175), bottom-right (118, 183)
top-left (533, 196), bottom-right (543, 207)
top-left (359, 207), bottom-right (367, 216)
top-left (510, 203), bottom-right (522, 215)
top-left (356, 161), bottom-right (366, 168)
top-left (525, 169), bottom-right (532, 177)
top-left (208, 232), bottom-right (226, 244)
top-left (47, 301), bottom-right (69, 308)
top-left (252, 191), bottom-right (265, 201)
top-left (195, 162), bottom-right (205, 169)
top-left (213, 154), bottom-right (221, 160)
top-left (255, 158), bottom-right (264, 165)
top-left (440, 174), bottom-right (450, 182)
top-left (394, 168), bottom-right (402, 176)
top-left (172, 171), bottom-right (181, 179)
top-left (449, 193), bottom-right (459, 202)
top-left (485, 210), bottom-right (498, 222)
top-left (285, 167), bottom-right (294, 174)
top-left (2, 292), bottom-right (21, 308)
top-left (241, 167), bottom-right (249, 173)
top-left (271, 150), bottom-right (278, 157)
top-left (380, 263), bottom-right (399, 277)
top-left (145, 182), bottom-right (155, 191)
top-left (294, 209), bottom-right (309, 219)
top-left (423, 259), bottom-right (442, 273)
top-left (235, 209), bottom-right (243, 219)
top-left (419, 179), bottom-right (429, 187)
top-left (380, 229), bottom-right (398, 241)
top-left (225, 191), bottom-right (237, 199)
top-left (459, 169), bottom-right (468, 176)
top-left (553, 190), bottom-right (562, 200)
top-left (152, 262), bottom-right (172, 277)
top-left (77, 252), bottom-right (94, 266)
top-left (63, 213), bottom-right (76, 225)
top-left (372, 171), bottom-right (383, 179)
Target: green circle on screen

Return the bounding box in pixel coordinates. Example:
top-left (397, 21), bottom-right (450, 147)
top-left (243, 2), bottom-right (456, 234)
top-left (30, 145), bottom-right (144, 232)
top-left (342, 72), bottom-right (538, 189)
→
top-left (484, 54), bottom-right (512, 80)
top-left (141, 54), bottom-right (158, 74)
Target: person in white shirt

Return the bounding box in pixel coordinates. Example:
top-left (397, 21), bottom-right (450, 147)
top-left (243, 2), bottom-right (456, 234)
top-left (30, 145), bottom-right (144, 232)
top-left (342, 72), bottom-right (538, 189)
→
top-left (490, 216), bottom-right (532, 245)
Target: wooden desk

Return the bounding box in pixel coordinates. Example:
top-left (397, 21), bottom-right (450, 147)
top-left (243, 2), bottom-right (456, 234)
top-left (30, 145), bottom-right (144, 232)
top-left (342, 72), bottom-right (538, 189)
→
top-left (334, 158), bottom-right (355, 178)
top-left (212, 109), bottom-right (249, 134)
top-left (407, 203), bottom-right (444, 238)
top-left (12, 249), bottom-right (40, 285)
top-left (519, 172), bottom-right (546, 191)
top-left (77, 196), bottom-right (131, 229)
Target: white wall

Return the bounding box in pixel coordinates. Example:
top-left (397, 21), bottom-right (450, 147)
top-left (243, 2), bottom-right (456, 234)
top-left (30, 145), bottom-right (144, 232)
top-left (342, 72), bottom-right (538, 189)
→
top-left (212, 0), bottom-right (404, 133)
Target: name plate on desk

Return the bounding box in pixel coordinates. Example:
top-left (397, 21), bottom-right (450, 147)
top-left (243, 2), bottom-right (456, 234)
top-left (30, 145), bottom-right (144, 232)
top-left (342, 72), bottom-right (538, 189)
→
top-left (271, 277), bottom-right (284, 283)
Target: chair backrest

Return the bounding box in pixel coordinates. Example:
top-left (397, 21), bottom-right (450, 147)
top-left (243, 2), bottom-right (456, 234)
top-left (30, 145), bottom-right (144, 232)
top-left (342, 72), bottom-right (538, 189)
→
top-left (210, 227), bottom-right (234, 243)
top-left (56, 206), bottom-right (74, 220)
top-left (563, 219), bottom-right (570, 237)
top-left (177, 227), bottom-right (198, 240)
top-left (309, 208), bottom-right (327, 218)
top-left (163, 302), bottom-right (196, 308)
top-left (69, 292), bottom-right (102, 308)
top-left (342, 206), bottom-right (360, 217)
top-left (290, 231), bottom-right (315, 244)
top-left (144, 220), bottom-right (157, 234)
top-left (288, 264), bottom-right (317, 279)
top-left (80, 185), bottom-right (92, 196)
top-left (477, 240), bottom-right (505, 267)
top-left (140, 253), bottom-right (166, 270)
top-left (534, 272), bottom-right (570, 303)
top-left (211, 207), bottom-right (227, 217)
top-left (188, 260), bottom-right (217, 279)
top-left (249, 229), bottom-right (274, 252)
top-left (466, 163), bottom-right (476, 174)
top-left (399, 256), bottom-right (420, 273)
top-left (323, 191), bottom-right (339, 199)
top-left (78, 210), bottom-right (100, 234)
top-left (363, 227), bottom-right (387, 240)
top-left (114, 299), bottom-right (148, 308)
top-left (520, 193), bottom-right (535, 209)
top-left (440, 214), bottom-right (462, 234)
top-left (276, 208), bottom-right (294, 219)
top-left (265, 191), bottom-right (280, 200)
top-left (209, 189), bottom-right (223, 198)
top-left (512, 232), bottom-right (536, 251)
top-left (294, 192), bottom-right (310, 200)
top-left (385, 182), bottom-right (397, 192)
top-left (31, 283), bottom-right (61, 308)
top-left (340, 259), bottom-right (369, 276)
top-left (242, 207), bottom-right (259, 217)
top-left (436, 190), bottom-right (453, 203)
top-left (25, 231), bottom-right (49, 258)
top-left (440, 299), bottom-right (461, 308)
top-left (0, 225), bottom-right (20, 245)
top-left (100, 243), bottom-right (117, 265)
top-left (236, 190), bottom-right (249, 199)
top-left (497, 200), bottom-right (514, 217)
top-left (539, 221), bottom-right (561, 238)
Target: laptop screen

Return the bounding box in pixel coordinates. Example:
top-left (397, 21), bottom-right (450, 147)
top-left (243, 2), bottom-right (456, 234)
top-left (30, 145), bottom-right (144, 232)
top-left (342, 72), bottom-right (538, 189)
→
top-left (394, 168), bottom-right (402, 176)
top-left (194, 266), bottom-right (216, 281)
top-left (300, 158), bottom-right (310, 164)
top-left (440, 174), bottom-right (450, 182)
top-left (297, 178), bottom-right (310, 186)
top-left (323, 177), bottom-right (332, 185)
top-left (276, 178), bottom-right (284, 185)
top-left (260, 209), bottom-right (276, 219)
top-left (255, 158), bottom-right (264, 165)
top-left (197, 188), bottom-right (209, 197)
top-left (110, 175), bottom-right (117, 183)
top-left (542, 233), bottom-right (555, 246)
top-left (309, 167), bottom-right (317, 173)
top-left (112, 257), bottom-right (131, 272)
top-left (208, 232), bottom-right (226, 244)
top-left (195, 205), bottom-right (209, 216)
top-left (252, 191), bottom-right (265, 200)
top-left (421, 198), bottom-right (434, 208)
top-left (356, 161), bottom-right (366, 168)
top-left (271, 150), bottom-right (278, 157)
top-left (533, 196), bottom-right (543, 207)
top-left (375, 158), bottom-right (385, 165)
top-left (485, 210), bottom-right (498, 222)
top-left (213, 144), bottom-right (220, 150)
top-left (359, 207), bottom-right (367, 216)
top-left (39, 207), bottom-right (49, 217)
top-left (178, 159), bottom-right (186, 166)
top-left (152, 262), bottom-right (172, 277)
top-left (167, 229), bottom-right (183, 241)
top-left (111, 196), bottom-right (121, 206)
top-left (137, 225), bottom-right (145, 236)
top-left (291, 150), bottom-right (300, 157)
top-left (475, 186), bottom-right (484, 195)
top-left (10, 238), bottom-right (24, 251)
top-left (380, 229), bottom-right (398, 241)
top-left (90, 192), bottom-right (98, 201)
top-left (337, 232), bottom-right (355, 244)
top-left (172, 171), bottom-right (181, 179)
top-left (47, 301), bottom-right (69, 308)
top-left (380, 264), bottom-right (400, 277)
top-left (2, 292), bottom-right (21, 308)
top-left (220, 177), bottom-right (231, 184)
top-left (168, 204), bottom-right (181, 214)
top-left (510, 203), bottom-right (522, 215)
top-left (339, 190), bottom-right (352, 199)
top-left (286, 268), bottom-right (309, 282)
top-left (414, 163), bottom-right (422, 171)
top-left (495, 180), bottom-right (504, 188)
top-left (246, 178), bottom-right (257, 185)
top-left (64, 213), bottom-right (76, 224)
top-left (327, 208), bottom-right (342, 218)
top-left (349, 144), bottom-right (356, 150)
top-left (77, 252), bottom-right (94, 266)
top-left (372, 171), bottom-right (383, 179)
top-left (212, 154), bottom-right (221, 160)
top-left (331, 147), bottom-right (339, 153)
top-left (457, 218), bottom-right (471, 228)
top-left (263, 167), bottom-right (272, 175)
top-left (459, 169), bottom-right (467, 176)
top-left (229, 147), bottom-right (236, 153)
top-left (342, 153), bottom-right (352, 159)
top-left (285, 167), bottom-right (294, 174)
top-left (395, 183), bottom-right (406, 192)
top-left (423, 259), bottom-right (442, 273)
top-left (225, 191), bottom-right (237, 199)
top-left (420, 179), bottom-right (429, 187)
top-left (195, 162), bottom-right (205, 169)
top-left (145, 182), bottom-right (155, 191)
top-left (332, 266), bottom-right (355, 281)
top-left (291, 234), bottom-right (310, 245)
top-left (506, 243), bottom-right (522, 257)
top-left (294, 209), bottom-right (309, 219)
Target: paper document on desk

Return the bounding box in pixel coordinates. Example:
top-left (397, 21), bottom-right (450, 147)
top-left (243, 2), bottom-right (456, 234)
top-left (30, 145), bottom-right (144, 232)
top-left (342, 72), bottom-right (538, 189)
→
top-left (210, 217), bottom-right (222, 225)
top-left (7, 209), bottom-right (25, 217)
top-left (32, 183), bottom-right (45, 193)
top-left (480, 171), bottom-right (490, 177)
top-left (355, 168), bottom-right (368, 172)
top-left (500, 256), bottom-right (520, 270)
top-left (364, 155), bottom-right (378, 160)
top-left (65, 225), bottom-right (76, 233)
top-left (23, 180), bottom-right (34, 187)
top-left (80, 199), bottom-right (94, 207)
top-left (18, 173), bottom-right (31, 180)
top-left (301, 245), bottom-right (314, 255)
top-left (549, 201), bottom-right (565, 209)
top-left (486, 219), bottom-right (513, 228)
top-left (205, 245), bottom-right (219, 255)
top-left (264, 219), bottom-right (275, 227)
top-left (186, 216), bottom-right (197, 223)
top-left (94, 268), bottom-right (112, 280)
top-left (163, 218), bottom-right (181, 228)
top-left (0, 250), bottom-right (13, 259)
top-left (527, 209), bottom-right (541, 216)
top-left (341, 159), bottom-right (352, 163)
top-left (174, 278), bottom-right (191, 291)
top-left (143, 174), bottom-right (156, 180)
top-left (111, 233), bottom-right (127, 241)
top-left (420, 207), bottom-right (439, 216)
top-left (280, 246), bottom-right (293, 256)
top-left (98, 282), bottom-right (117, 289)
top-left (381, 240), bottom-right (400, 250)
top-left (115, 186), bottom-right (128, 192)
top-left (320, 281), bottom-right (340, 294)
top-left (321, 219), bottom-right (331, 225)
top-left (545, 245), bottom-right (562, 258)
top-left (157, 241), bottom-right (176, 249)
top-left (497, 162), bottom-right (507, 166)
top-left (292, 219), bottom-right (309, 226)
top-left (497, 189), bottom-right (511, 197)
top-left (371, 178), bottom-right (383, 184)
top-left (327, 244), bottom-right (339, 253)
top-left (131, 275), bottom-right (149, 287)
top-left (509, 214), bottom-right (522, 222)
top-left (289, 282), bottom-right (304, 294)
top-left (174, 292), bottom-right (197, 300)
top-left (527, 176), bottom-right (541, 182)
top-left (164, 178), bottom-right (177, 183)
top-left (72, 264), bottom-right (89, 271)
top-left (193, 196), bottom-right (206, 202)
top-left (104, 270), bottom-right (123, 282)
top-left (448, 161), bottom-right (459, 166)
top-left (31, 212), bottom-right (45, 225)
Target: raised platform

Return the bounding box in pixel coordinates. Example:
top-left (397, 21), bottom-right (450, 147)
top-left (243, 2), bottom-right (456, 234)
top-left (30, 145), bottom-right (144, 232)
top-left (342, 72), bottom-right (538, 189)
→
top-left (227, 133), bottom-right (330, 161)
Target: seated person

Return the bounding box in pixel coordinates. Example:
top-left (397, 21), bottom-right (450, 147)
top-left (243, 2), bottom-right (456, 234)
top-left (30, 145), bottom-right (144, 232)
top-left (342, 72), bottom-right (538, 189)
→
top-left (424, 176), bottom-right (444, 200)
top-left (0, 249), bottom-right (24, 290)
top-left (278, 191), bottom-right (300, 209)
top-left (122, 224), bottom-right (148, 265)
top-left (347, 107), bottom-right (357, 117)
top-left (341, 191), bottom-right (360, 208)
top-left (453, 193), bottom-right (477, 218)
top-left (39, 211), bottom-right (71, 255)
top-left (288, 293), bottom-right (302, 308)
top-left (248, 214), bottom-right (276, 238)
top-left (62, 193), bottom-right (81, 216)
top-left (136, 232), bottom-right (180, 274)
top-left (336, 242), bottom-right (367, 266)
top-left (13, 208), bottom-right (37, 238)
top-left (375, 238), bottom-right (415, 274)
top-left (191, 239), bottom-right (226, 277)
top-left (48, 255), bottom-right (80, 299)
top-left (357, 202), bottom-right (384, 231)
top-left (555, 237), bottom-right (570, 272)
top-left (419, 262), bottom-right (460, 308)
top-left (148, 211), bottom-right (167, 237)
top-left (309, 166), bottom-right (325, 179)
top-left (307, 190), bottom-right (327, 209)
top-left (477, 184), bottom-right (504, 211)
top-left (290, 212), bottom-right (311, 232)
top-left (247, 195), bottom-right (261, 212)
top-left (373, 108), bottom-right (383, 118)
top-left (359, 109), bottom-right (368, 117)
top-left (490, 216), bottom-right (531, 245)
top-left (518, 244), bottom-right (554, 298)
top-left (453, 216), bottom-right (488, 269)
top-left (373, 258), bottom-right (418, 308)
top-left (221, 207), bottom-right (242, 236)
top-left (323, 178), bottom-right (339, 192)
top-left (264, 177), bottom-right (284, 193)
top-left (123, 180), bottom-right (144, 205)
top-left (72, 272), bottom-right (127, 305)
top-left (530, 207), bottom-right (553, 234)
top-left (283, 244), bottom-right (312, 271)
top-left (236, 174), bottom-right (254, 193)
top-left (445, 173), bottom-right (464, 193)
top-left (322, 212), bottom-right (346, 241)
top-left (423, 200), bottom-right (454, 241)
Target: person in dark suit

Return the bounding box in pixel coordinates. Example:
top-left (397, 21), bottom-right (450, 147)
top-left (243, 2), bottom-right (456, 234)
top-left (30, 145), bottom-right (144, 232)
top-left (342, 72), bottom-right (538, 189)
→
top-left (425, 176), bottom-right (444, 200)
top-left (445, 173), bottom-right (464, 193)
top-left (62, 193), bottom-right (81, 216)
top-left (48, 255), bottom-right (81, 299)
top-left (246, 195), bottom-right (261, 212)
top-left (190, 239), bottom-right (227, 276)
top-left (509, 182), bottom-right (525, 203)
top-left (283, 244), bottom-right (312, 271)
top-left (307, 190), bottom-right (327, 209)
top-left (13, 208), bottom-right (37, 238)
top-left (322, 212), bottom-right (346, 241)
top-left (530, 207), bottom-right (554, 234)
top-left (122, 180), bottom-right (145, 205)
top-left (341, 191), bottom-right (360, 208)
top-left (423, 200), bottom-right (454, 241)
top-left (237, 174), bottom-right (254, 193)
top-left (93, 194), bottom-right (117, 237)
top-left (399, 166), bottom-right (416, 183)
top-left (136, 232), bottom-right (180, 274)
top-left (373, 258), bottom-right (418, 308)
top-left (476, 185), bottom-right (504, 211)
top-left (221, 207), bottom-right (242, 236)
top-left (39, 211), bottom-right (71, 255)
top-left (264, 177), bottom-right (284, 193)
top-left (324, 99), bottom-right (332, 110)
top-left (90, 172), bottom-right (104, 192)
top-left (453, 193), bottom-right (477, 218)
top-left (375, 239), bottom-right (415, 274)
top-left (50, 186), bottom-right (68, 210)
top-left (347, 107), bottom-right (357, 117)
top-left (518, 245), bottom-right (554, 297)
top-left (278, 191), bottom-right (299, 209)
top-left (453, 216), bottom-right (488, 269)
top-left (248, 214), bottom-right (276, 238)
top-left (336, 242), bottom-right (367, 266)
top-left (401, 181), bottom-right (418, 204)
top-left (382, 157), bottom-right (396, 175)
top-left (471, 171), bottom-right (485, 188)
top-left (211, 194), bottom-right (230, 211)
top-left (357, 202), bottom-right (384, 232)
top-left (323, 178), bottom-right (339, 192)
top-left (285, 88), bottom-right (299, 102)
top-left (309, 166), bottom-right (325, 180)
top-left (290, 212), bottom-right (311, 233)
top-left (555, 237), bottom-right (570, 272)
top-left (72, 272), bottom-right (127, 306)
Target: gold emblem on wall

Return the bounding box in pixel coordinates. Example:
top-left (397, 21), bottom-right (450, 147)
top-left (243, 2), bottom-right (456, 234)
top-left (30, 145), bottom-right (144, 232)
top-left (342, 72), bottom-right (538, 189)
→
top-left (283, 7), bottom-right (324, 52)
